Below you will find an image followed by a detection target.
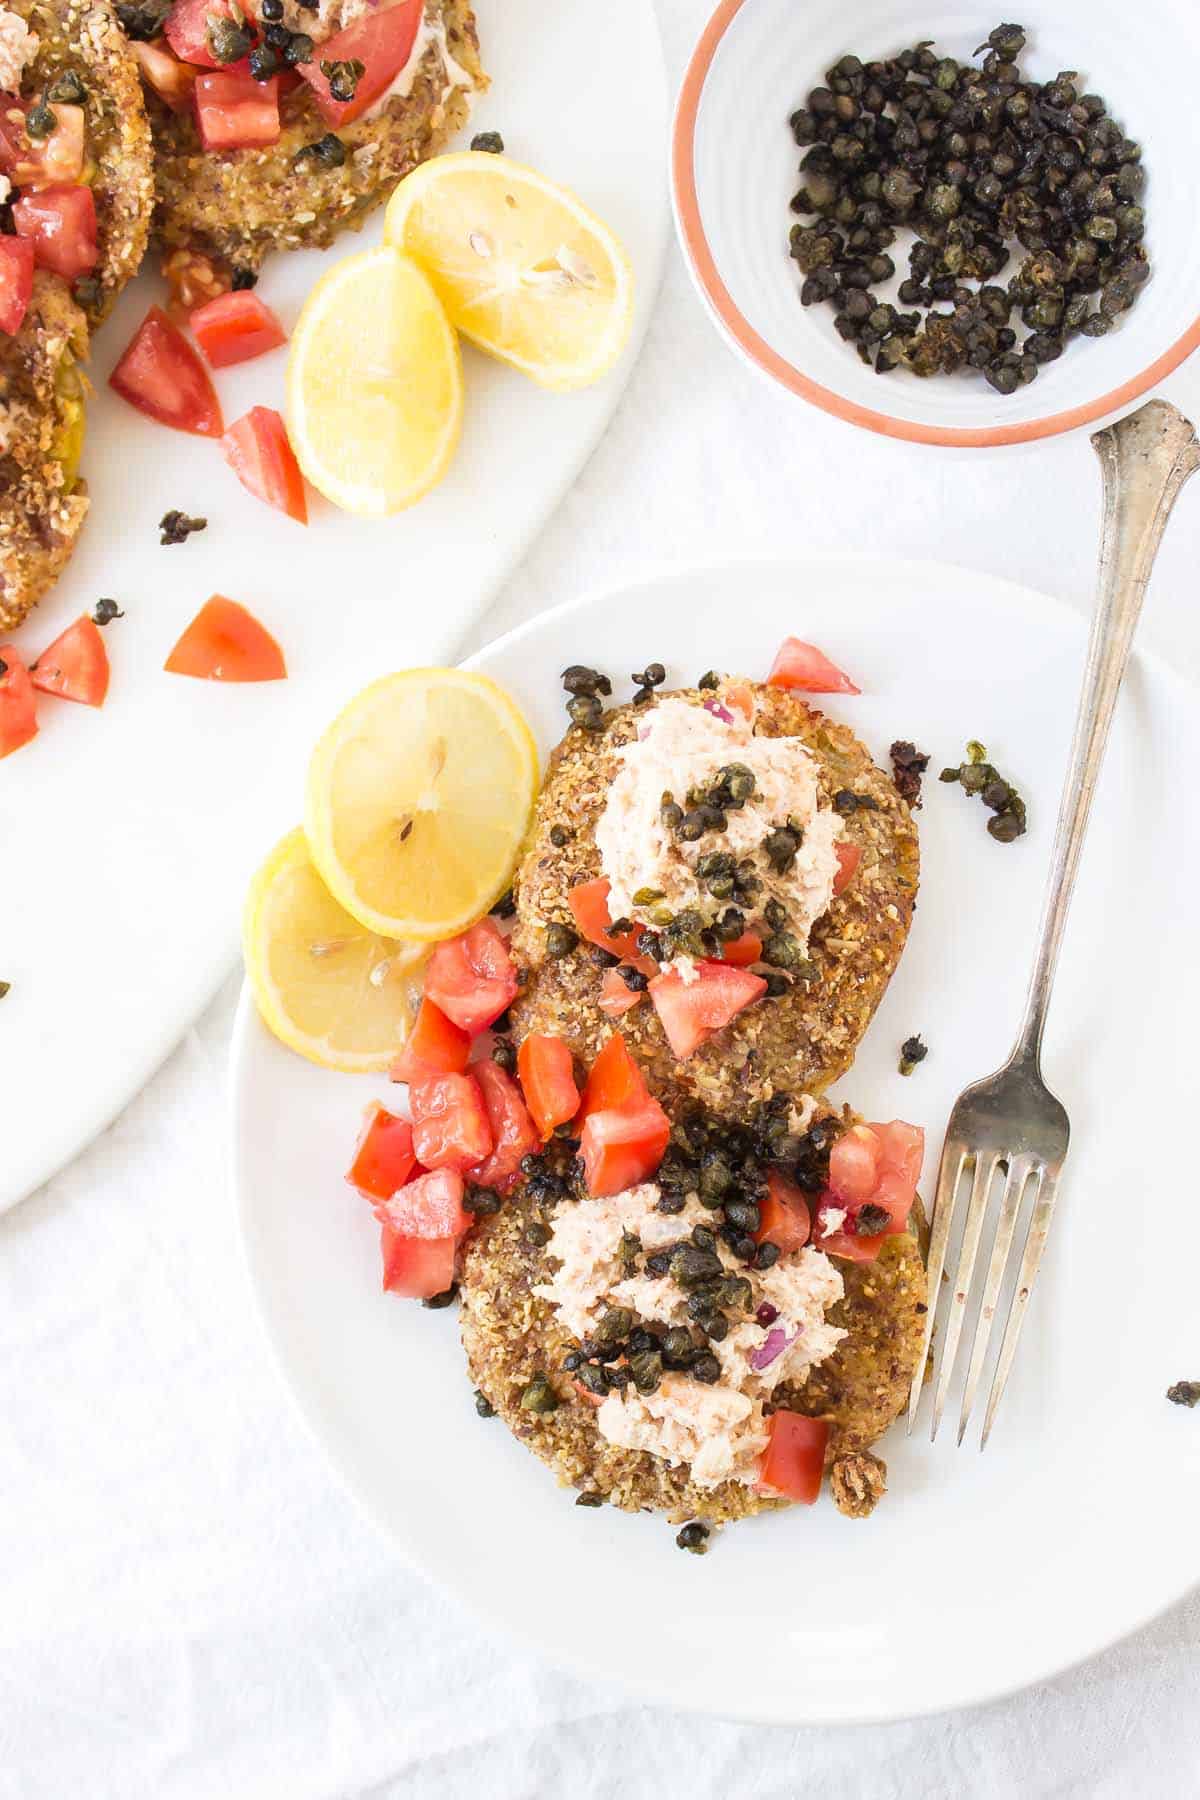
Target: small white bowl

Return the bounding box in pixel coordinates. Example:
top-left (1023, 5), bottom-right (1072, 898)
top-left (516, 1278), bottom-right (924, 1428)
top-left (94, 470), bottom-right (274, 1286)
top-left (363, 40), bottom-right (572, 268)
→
top-left (672, 0), bottom-right (1200, 446)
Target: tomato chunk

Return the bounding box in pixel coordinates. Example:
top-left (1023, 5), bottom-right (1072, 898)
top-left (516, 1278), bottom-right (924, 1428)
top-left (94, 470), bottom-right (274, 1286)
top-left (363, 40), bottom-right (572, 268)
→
top-left (132, 38), bottom-right (198, 112)
top-left (756, 1169), bottom-right (811, 1253)
top-left (767, 636), bottom-right (860, 695)
top-left (517, 1034), bottom-right (580, 1139)
top-left (10, 102), bottom-right (85, 186)
top-left (0, 236), bottom-right (33, 335)
top-left (29, 616), bottom-right (109, 707)
top-left (758, 1411), bottom-right (829, 1504)
top-left (194, 66), bottom-right (280, 150)
top-left (164, 595), bottom-right (286, 682)
top-left (717, 930), bottom-right (762, 968)
top-left (297, 0), bottom-right (422, 126)
top-left (814, 1120), bottom-right (924, 1263)
top-left (648, 959), bottom-right (767, 1060)
top-left (465, 1060), bottom-right (540, 1191)
top-left (390, 998), bottom-right (470, 1083)
top-left (598, 966), bottom-right (644, 1018)
top-left (579, 1031), bottom-right (649, 1121)
top-left (0, 646), bottom-right (37, 758)
top-left (192, 292), bottom-right (287, 368)
top-left (223, 406), bottom-right (307, 524)
top-left (109, 305), bottom-right (223, 438)
top-left (410, 1072), bottom-right (493, 1174)
top-left (13, 185), bottom-right (98, 281)
top-left (379, 1227), bottom-right (457, 1299)
top-left (833, 841), bottom-right (861, 896)
top-left (568, 877), bottom-right (650, 965)
top-left (580, 1098), bottom-right (670, 1198)
top-left (346, 1103), bottom-right (417, 1202)
top-left (164, 0), bottom-right (248, 66)
top-left (374, 1167), bottom-right (470, 1239)
top-left (424, 919), bottom-right (518, 1035)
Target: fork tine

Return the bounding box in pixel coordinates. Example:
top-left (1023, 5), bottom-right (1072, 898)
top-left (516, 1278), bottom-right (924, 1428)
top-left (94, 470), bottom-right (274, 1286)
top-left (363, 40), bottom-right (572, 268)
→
top-left (906, 1141), bottom-right (966, 1430)
top-left (930, 1150), bottom-right (999, 1441)
top-left (980, 1167), bottom-right (1060, 1449)
top-left (955, 1155), bottom-right (1034, 1446)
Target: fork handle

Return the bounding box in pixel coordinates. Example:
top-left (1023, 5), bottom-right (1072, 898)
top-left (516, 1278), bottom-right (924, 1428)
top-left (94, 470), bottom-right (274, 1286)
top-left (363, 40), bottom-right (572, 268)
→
top-left (1015, 399), bottom-right (1200, 1064)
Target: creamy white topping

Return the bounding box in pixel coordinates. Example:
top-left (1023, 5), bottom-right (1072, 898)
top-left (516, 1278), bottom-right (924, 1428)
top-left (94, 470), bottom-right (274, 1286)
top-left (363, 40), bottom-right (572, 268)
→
top-left (0, 8), bottom-right (37, 93)
top-left (535, 1182), bottom-right (846, 1489)
top-left (594, 695), bottom-right (843, 950)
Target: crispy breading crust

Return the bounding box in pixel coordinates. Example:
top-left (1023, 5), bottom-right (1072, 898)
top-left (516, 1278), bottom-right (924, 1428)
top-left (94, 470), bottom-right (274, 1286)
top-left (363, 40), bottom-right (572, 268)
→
top-left (148, 0), bottom-right (485, 271)
top-left (18, 0), bottom-right (156, 321)
top-left (510, 685), bottom-right (920, 1117)
top-left (458, 1146), bottom-right (928, 1526)
top-left (0, 272), bottom-right (89, 633)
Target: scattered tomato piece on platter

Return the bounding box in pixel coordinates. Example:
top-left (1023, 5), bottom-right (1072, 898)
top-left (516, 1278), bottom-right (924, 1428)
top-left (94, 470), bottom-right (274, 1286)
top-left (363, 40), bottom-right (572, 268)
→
top-left (222, 407), bottom-right (307, 524)
top-left (465, 1061), bottom-right (540, 1191)
top-left (757, 1413), bottom-right (829, 1503)
top-left (29, 616), bottom-right (110, 707)
top-left (110, 306), bottom-right (224, 437)
top-left (346, 1104), bottom-right (418, 1203)
top-left (767, 636), bottom-right (860, 695)
top-left (165, 596), bottom-right (286, 682)
top-left (390, 998), bottom-right (471, 1083)
top-left (192, 293), bottom-right (287, 369)
top-left (0, 647), bottom-right (38, 758)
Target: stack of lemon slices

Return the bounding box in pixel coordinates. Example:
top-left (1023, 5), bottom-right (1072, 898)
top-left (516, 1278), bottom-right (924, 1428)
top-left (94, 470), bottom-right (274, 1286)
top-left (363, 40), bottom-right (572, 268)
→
top-left (244, 669), bottom-right (538, 1071)
top-left (286, 152), bottom-right (636, 516)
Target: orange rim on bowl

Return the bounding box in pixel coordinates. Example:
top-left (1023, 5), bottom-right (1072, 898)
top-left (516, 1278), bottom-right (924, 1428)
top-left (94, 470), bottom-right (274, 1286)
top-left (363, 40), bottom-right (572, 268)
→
top-left (671, 0), bottom-right (1200, 448)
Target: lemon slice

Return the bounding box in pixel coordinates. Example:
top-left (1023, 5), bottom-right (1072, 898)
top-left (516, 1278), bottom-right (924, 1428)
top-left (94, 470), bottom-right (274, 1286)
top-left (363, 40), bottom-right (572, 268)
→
top-left (244, 828), bottom-right (426, 1072)
top-left (304, 668), bottom-right (539, 942)
top-left (384, 152), bottom-right (635, 391)
top-left (286, 244), bottom-right (463, 516)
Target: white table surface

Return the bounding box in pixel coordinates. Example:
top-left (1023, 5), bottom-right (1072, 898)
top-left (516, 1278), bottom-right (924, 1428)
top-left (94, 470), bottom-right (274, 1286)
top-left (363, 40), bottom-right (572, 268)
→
top-left (5, 5), bottom-right (1200, 1793)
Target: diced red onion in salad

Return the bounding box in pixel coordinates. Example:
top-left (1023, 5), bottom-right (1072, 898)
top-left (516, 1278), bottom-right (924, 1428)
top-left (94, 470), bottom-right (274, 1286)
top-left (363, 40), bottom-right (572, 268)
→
top-left (749, 1325), bottom-right (797, 1371)
top-left (702, 700), bottom-right (734, 724)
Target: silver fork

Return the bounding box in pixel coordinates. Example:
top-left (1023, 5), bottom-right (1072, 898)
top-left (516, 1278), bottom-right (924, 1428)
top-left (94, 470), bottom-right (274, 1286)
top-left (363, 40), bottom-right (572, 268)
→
top-left (908, 398), bottom-right (1200, 1449)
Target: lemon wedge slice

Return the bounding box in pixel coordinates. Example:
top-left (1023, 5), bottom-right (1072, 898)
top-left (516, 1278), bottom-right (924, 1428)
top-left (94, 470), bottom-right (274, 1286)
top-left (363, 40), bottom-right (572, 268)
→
top-left (303, 667), bottom-right (538, 942)
top-left (384, 151), bottom-right (634, 391)
top-left (244, 828), bottom-right (426, 1072)
top-left (286, 244), bottom-right (463, 516)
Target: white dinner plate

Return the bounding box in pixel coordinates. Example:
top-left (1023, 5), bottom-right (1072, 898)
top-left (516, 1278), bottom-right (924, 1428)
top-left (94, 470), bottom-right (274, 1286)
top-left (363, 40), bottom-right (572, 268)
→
top-left (0, 0), bottom-right (668, 1214)
top-left (231, 555), bottom-right (1200, 1724)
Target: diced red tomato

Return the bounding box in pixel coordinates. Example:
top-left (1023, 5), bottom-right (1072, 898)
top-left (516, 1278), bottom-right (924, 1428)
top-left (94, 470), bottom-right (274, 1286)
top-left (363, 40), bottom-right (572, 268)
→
top-left (13, 185), bottom-right (98, 281)
top-left (767, 636), bottom-right (860, 696)
top-left (29, 616), bottom-right (109, 707)
top-left (755, 1169), bottom-right (811, 1253)
top-left (720, 680), bottom-right (756, 723)
top-left (222, 406), bottom-right (307, 524)
top-left (833, 841), bottom-right (861, 896)
top-left (193, 292), bottom-right (287, 368)
top-left (0, 95), bottom-right (25, 175)
top-left (757, 1411), bottom-right (829, 1504)
top-left (132, 38), bottom-right (199, 112)
top-left (0, 646), bottom-right (37, 758)
top-left (194, 66), bottom-right (280, 150)
top-left (10, 102), bottom-right (85, 186)
top-left (598, 966), bottom-right (643, 1018)
top-left (517, 1034), bottom-right (579, 1139)
top-left (346, 1103), bottom-right (417, 1202)
top-left (573, 1379), bottom-right (604, 1408)
top-left (465, 1060), bottom-right (540, 1191)
top-left (164, 0), bottom-right (248, 68)
top-left (579, 1030), bottom-right (648, 1121)
top-left (648, 959), bottom-right (767, 1060)
top-left (109, 306), bottom-right (224, 437)
top-left (567, 877), bottom-right (655, 970)
top-left (409, 1072), bottom-right (493, 1174)
top-left (390, 998), bottom-right (470, 1083)
top-left (580, 1097), bottom-right (670, 1198)
top-left (0, 236), bottom-right (33, 335)
top-left (297, 0), bottom-right (422, 126)
top-left (424, 918), bottom-right (518, 1035)
top-left (164, 596), bottom-right (286, 682)
top-left (379, 1227), bottom-right (457, 1299)
top-left (717, 930), bottom-right (762, 968)
top-left (374, 1167), bottom-right (470, 1239)
top-left (814, 1120), bottom-right (924, 1262)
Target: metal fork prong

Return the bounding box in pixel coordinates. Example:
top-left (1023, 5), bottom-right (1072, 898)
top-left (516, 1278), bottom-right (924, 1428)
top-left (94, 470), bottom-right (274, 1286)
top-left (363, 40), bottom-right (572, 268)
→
top-left (955, 1155), bottom-right (1034, 1446)
top-left (980, 1167), bottom-right (1060, 1449)
top-left (930, 1151), bottom-right (999, 1441)
top-left (906, 1142), bottom-right (966, 1430)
